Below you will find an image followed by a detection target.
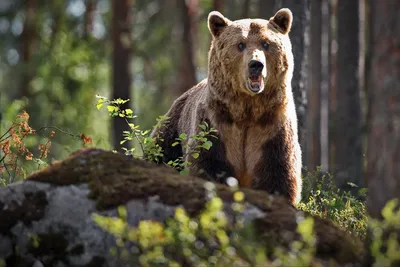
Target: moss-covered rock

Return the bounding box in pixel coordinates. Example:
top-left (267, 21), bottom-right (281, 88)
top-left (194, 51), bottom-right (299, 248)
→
top-left (0, 148), bottom-right (364, 266)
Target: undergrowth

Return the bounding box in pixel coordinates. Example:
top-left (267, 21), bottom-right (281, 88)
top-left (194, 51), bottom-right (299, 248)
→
top-left (0, 101), bottom-right (93, 185)
top-left (299, 167), bottom-right (368, 239)
top-left (1, 97), bottom-right (399, 266)
top-left (93, 182), bottom-right (318, 267)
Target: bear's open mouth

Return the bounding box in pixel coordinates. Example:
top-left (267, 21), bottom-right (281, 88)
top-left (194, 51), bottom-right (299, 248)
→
top-left (247, 75), bottom-right (264, 93)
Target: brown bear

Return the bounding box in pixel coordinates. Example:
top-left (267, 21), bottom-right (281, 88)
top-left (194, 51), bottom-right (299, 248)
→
top-left (151, 8), bottom-right (302, 205)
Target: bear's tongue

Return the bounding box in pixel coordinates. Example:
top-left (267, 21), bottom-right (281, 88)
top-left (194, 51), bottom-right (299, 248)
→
top-left (249, 75), bottom-right (262, 87)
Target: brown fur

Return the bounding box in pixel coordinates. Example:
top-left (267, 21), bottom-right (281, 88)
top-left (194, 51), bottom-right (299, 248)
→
top-left (151, 9), bottom-right (302, 204)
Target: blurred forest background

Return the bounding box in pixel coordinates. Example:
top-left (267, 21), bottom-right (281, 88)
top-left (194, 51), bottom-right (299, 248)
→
top-left (0, 0), bottom-right (398, 216)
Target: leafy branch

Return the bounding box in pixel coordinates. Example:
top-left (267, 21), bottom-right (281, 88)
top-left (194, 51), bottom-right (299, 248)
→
top-left (96, 95), bottom-right (218, 175)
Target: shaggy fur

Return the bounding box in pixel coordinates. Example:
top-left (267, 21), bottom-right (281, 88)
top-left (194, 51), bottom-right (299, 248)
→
top-left (151, 9), bottom-right (302, 204)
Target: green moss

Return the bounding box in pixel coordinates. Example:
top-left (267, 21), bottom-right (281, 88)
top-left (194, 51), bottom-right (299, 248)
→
top-left (27, 149), bottom-right (268, 214)
top-left (28, 148), bottom-right (213, 214)
top-left (26, 148), bottom-right (364, 263)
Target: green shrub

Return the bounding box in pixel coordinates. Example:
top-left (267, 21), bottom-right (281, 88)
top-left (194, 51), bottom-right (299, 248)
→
top-left (369, 199), bottom-right (400, 267)
top-left (93, 183), bottom-right (317, 267)
top-left (298, 167), bottom-right (367, 239)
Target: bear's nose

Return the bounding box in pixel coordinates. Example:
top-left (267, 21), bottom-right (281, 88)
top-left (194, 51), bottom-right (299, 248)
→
top-left (248, 60), bottom-right (264, 75)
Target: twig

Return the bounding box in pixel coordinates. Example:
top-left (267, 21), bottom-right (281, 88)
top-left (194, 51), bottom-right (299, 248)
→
top-left (0, 126), bottom-right (13, 141)
top-left (0, 154), bottom-right (6, 164)
top-left (12, 156), bottom-right (18, 183)
top-left (4, 163), bottom-right (11, 183)
top-left (124, 117), bottom-right (146, 157)
top-left (36, 126), bottom-right (80, 139)
top-left (0, 130), bottom-right (13, 142)
top-left (0, 134), bottom-right (11, 143)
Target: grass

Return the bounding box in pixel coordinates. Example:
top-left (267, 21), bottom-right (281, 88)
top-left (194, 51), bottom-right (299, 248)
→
top-left (298, 167), bottom-right (367, 239)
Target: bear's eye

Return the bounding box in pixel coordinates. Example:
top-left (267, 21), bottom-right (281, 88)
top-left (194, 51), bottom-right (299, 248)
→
top-left (238, 42), bottom-right (246, 52)
top-left (261, 40), bottom-right (269, 50)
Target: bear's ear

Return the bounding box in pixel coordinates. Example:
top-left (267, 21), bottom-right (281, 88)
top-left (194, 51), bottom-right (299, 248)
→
top-left (270, 8), bottom-right (293, 34)
top-left (208, 11), bottom-right (230, 38)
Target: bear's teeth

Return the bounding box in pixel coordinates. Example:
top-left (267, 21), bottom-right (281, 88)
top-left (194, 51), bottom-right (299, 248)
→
top-left (249, 76), bottom-right (261, 82)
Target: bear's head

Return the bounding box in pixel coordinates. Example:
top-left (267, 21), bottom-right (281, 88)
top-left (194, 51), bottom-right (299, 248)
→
top-left (207, 8), bottom-right (294, 95)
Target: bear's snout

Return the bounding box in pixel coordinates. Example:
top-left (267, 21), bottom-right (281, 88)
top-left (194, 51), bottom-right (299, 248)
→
top-left (248, 59), bottom-right (264, 76)
top-left (247, 59), bottom-right (265, 93)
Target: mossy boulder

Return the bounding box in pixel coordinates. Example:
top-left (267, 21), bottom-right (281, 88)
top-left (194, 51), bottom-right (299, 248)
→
top-left (0, 148), bottom-right (364, 266)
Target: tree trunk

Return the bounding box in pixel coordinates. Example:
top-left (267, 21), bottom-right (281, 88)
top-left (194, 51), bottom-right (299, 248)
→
top-left (366, 0), bottom-right (400, 219)
top-left (307, 0), bottom-right (322, 170)
top-left (329, 0), bottom-right (337, 175)
top-left (84, 0), bottom-right (96, 39)
top-left (331, 0), bottom-right (362, 190)
top-left (281, 0), bottom-right (310, 169)
top-left (49, 2), bottom-right (64, 53)
top-left (19, 0), bottom-right (37, 99)
top-left (258, 0), bottom-right (275, 19)
top-left (177, 0), bottom-right (198, 96)
top-left (241, 0), bottom-right (251, 18)
top-left (111, 0), bottom-right (133, 150)
top-left (212, 0), bottom-right (224, 12)
top-left (320, 0), bottom-right (331, 172)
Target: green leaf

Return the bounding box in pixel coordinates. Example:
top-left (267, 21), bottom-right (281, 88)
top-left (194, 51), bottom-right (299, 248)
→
top-left (128, 123), bottom-right (138, 130)
top-left (96, 98), bottom-right (104, 110)
top-left (125, 108), bottom-right (133, 116)
top-left (192, 152), bottom-right (199, 159)
top-left (180, 169), bottom-right (189, 175)
top-left (172, 142), bottom-right (179, 147)
top-left (202, 141), bottom-right (213, 150)
top-left (179, 133), bottom-right (187, 140)
top-left (158, 115), bottom-right (169, 120)
top-left (107, 105), bottom-right (119, 113)
top-left (114, 98), bottom-right (130, 105)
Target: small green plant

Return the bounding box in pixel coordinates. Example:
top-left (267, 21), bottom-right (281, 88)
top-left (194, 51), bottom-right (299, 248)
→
top-left (167, 122), bottom-right (217, 175)
top-left (298, 167), bottom-right (368, 239)
top-left (369, 199), bottom-right (400, 267)
top-left (96, 95), bottom-right (167, 162)
top-left (93, 182), bottom-right (317, 266)
top-left (96, 96), bottom-right (218, 175)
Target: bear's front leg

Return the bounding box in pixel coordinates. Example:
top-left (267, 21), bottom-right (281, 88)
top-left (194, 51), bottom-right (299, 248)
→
top-left (253, 125), bottom-right (302, 205)
top-left (188, 133), bottom-right (235, 184)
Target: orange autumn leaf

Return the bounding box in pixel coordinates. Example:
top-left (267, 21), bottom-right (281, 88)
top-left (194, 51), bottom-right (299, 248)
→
top-left (25, 152), bottom-right (33, 161)
top-left (80, 134), bottom-right (93, 145)
top-left (0, 140), bottom-right (10, 154)
top-left (38, 141), bottom-right (51, 159)
top-left (17, 110), bottom-right (29, 121)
